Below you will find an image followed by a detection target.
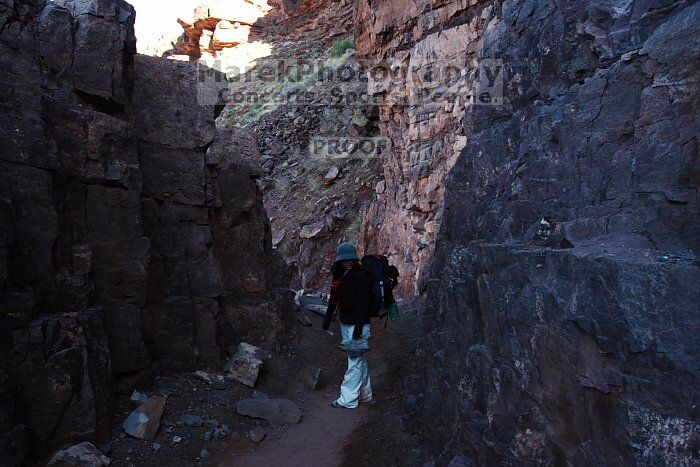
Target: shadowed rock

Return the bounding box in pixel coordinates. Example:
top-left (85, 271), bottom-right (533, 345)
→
top-left (223, 343), bottom-right (270, 388)
top-left (236, 398), bottom-right (302, 425)
top-left (304, 367), bottom-right (325, 391)
top-left (122, 396), bottom-right (167, 440)
top-left (47, 442), bottom-right (110, 466)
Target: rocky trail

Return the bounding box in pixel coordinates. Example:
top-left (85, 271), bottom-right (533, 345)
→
top-left (101, 302), bottom-right (420, 467)
top-left (225, 305), bottom-right (421, 467)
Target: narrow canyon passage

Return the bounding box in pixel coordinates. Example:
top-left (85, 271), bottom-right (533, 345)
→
top-left (215, 308), bottom-right (421, 467)
top-left (1, 0), bottom-right (698, 466)
top-left (103, 305), bottom-right (421, 467)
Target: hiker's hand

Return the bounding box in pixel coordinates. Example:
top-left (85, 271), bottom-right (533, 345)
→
top-left (352, 329), bottom-right (362, 340)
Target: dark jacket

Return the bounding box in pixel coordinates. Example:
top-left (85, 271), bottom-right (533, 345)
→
top-left (324, 262), bottom-right (371, 339)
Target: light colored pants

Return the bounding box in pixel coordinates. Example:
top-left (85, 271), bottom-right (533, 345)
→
top-left (335, 323), bottom-right (372, 408)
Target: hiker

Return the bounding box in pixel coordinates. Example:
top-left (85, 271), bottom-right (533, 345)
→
top-left (323, 242), bottom-right (373, 408)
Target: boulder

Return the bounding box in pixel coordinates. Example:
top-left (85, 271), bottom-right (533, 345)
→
top-left (303, 304), bottom-right (327, 316)
top-left (224, 352), bottom-right (262, 388)
top-left (375, 180), bottom-right (386, 194)
top-left (235, 398), bottom-right (302, 425)
top-left (237, 342), bottom-right (272, 361)
top-left (223, 343), bottom-right (270, 387)
top-left (47, 442), bottom-right (110, 467)
top-left (122, 396), bottom-right (167, 440)
top-left (253, 390), bottom-right (269, 400)
top-left (297, 293), bottom-right (328, 316)
top-left (272, 229), bottom-right (287, 248)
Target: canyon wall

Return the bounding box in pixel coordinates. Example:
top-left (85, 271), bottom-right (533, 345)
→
top-left (0, 0), bottom-right (290, 463)
top-left (356, 0), bottom-right (487, 295)
top-left (388, 0), bottom-right (699, 465)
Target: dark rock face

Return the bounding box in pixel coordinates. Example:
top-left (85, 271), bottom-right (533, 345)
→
top-left (0, 0), bottom-right (291, 463)
top-left (11, 311), bottom-right (114, 451)
top-left (410, 0), bottom-right (700, 465)
top-left (1, 0), bottom-right (139, 461)
top-left (132, 56), bottom-right (291, 370)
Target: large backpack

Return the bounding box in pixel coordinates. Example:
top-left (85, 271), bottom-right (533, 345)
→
top-left (361, 254), bottom-right (399, 318)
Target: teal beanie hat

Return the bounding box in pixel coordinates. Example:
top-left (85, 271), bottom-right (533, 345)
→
top-left (336, 242), bottom-right (359, 261)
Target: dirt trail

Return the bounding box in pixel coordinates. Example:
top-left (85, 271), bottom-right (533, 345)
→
top-left (223, 391), bottom-right (366, 466)
top-left (212, 306), bottom-right (421, 467)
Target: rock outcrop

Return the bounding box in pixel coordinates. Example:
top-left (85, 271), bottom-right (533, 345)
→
top-left (132, 55), bottom-right (292, 369)
top-left (171, 0), bottom-right (271, 62)
top-left (356, 0), bottom-right (484, 295)
top-left (394, 0), bottom-right (700, 465)
top-left (0, 0), bottom-right (291, 463)
top-left (133, 0), bottom-right (273, 60)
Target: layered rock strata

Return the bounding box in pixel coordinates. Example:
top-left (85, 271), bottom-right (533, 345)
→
top-left (356, 0), bottom-right (489, 295)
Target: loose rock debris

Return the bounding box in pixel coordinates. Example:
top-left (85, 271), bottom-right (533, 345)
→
top-left (193, 370), bottom-right (226, 389)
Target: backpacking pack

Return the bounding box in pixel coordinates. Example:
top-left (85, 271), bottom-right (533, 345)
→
top-left (360, 254), bottom-right (399, 319)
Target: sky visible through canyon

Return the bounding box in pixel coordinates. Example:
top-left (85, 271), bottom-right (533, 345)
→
top-left (127, 0), bottom-right (201, 55)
